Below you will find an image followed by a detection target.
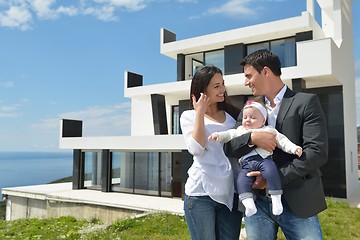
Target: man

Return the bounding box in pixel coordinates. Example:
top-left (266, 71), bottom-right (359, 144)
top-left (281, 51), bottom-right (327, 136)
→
top-left (224, 49), bottom-right (328, 239)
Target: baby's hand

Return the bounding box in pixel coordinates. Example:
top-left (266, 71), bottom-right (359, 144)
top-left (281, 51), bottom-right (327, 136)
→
top-left (208, 133), bottom-right (220, 142)
top-left (295, 147), bottom-right (302, 157)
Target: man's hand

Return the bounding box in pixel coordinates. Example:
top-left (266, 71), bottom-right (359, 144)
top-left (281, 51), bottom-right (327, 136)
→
top-left (247, 171), bottom-right (267, 189)
top-left (250, 132), bottom-right (276, 153)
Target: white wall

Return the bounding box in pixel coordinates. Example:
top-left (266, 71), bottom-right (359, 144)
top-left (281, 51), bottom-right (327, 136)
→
top-left (130, 96), bottom-right (154, 136)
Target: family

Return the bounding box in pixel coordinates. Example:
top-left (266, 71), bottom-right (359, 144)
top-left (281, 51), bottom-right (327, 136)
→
top-left (180, 49), bottom-right (328, 240)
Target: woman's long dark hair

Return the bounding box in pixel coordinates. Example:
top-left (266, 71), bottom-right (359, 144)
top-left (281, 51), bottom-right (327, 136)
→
top-left (189, 65), bottom-right (240, 119)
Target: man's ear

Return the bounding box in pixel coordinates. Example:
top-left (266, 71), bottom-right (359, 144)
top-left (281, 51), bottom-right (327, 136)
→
top-left (263, 66), bottom-right (269, 76)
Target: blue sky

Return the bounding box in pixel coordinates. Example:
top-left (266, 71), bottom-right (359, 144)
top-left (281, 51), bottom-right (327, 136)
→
top-left (0, 0), bottom-right (359, 152)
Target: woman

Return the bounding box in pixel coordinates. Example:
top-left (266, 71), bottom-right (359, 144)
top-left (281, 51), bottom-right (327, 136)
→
top-left (180, 65), bottom-right (242, 240)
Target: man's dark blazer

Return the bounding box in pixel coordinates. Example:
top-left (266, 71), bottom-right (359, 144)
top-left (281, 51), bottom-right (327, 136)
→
top-left (224, 87), bottom-right (328, 218)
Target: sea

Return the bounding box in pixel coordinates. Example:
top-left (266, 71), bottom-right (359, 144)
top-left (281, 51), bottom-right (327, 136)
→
top-left (0, 151), bottom-right (73, 195)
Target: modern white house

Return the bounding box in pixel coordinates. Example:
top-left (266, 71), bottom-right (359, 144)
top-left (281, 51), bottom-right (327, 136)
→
top-left (3, 0), bottom-right (358, 222)
top-left (58, 0), bottom-right (359, 202)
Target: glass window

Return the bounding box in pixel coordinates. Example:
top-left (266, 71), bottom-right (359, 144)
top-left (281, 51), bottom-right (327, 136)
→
top-left (271, 38), bottom-right (296, 67)
top-left (205, 50), bottom-right (224, 72)
top-left (247, 37), bottom-right (296, 67)
top-left (192, 59), bottom-right (204, 76)
top-left (160, 152), bottom-right (172, 197)
top-left (172, 106), bottom-right (180, 134)
top-left (134, 152), bottom-right (159, 195)
top-left (111, 152), bottom-right (134, 193)
top-left (247, 42), bottom-right (270, 55)
top-left (110, 151), bottom-right (173, 197)
top-left (171, 152), bottom-right (182, 197)
top-left (84, 151), bottom-right (102, 189)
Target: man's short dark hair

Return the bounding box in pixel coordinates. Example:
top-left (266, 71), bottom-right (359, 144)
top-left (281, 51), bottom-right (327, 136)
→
top-left (240, 49), bottom-right (282, 76)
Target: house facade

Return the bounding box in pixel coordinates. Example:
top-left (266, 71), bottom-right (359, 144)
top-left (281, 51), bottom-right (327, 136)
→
top-left (60, 0), bottom-right (359, 201)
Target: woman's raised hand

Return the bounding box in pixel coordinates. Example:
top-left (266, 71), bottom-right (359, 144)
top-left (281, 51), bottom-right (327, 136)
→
top-left (192, 93), bottom-right (210, 115)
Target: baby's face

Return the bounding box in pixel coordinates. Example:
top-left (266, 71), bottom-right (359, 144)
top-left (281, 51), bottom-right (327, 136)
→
top-left (242, 107), bottom-right (265, 129)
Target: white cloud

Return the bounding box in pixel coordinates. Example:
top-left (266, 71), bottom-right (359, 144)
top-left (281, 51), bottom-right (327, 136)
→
top-left (83, 5), bottom-right (117, 21)
top-left (0, 112), bottom-right (21, 117)
top-left (207, 0), bottom-right (258, 18)
top-left (177, 0), bottom-right (197, 3)
top-left (83, 0), bottom-right (147, 21)
top-left (56, 5), bottom-right (78, 16)
top-left (0, 105), bottom-right (18, 111)
top-left (0, 99), bottom-right (28, 118)
top-left (31, 0), bottom-right (78, 19)
top-left (0, 5), bottom-right (32, 30)
top-left (0, 0), bottom-right (148, 30)
top-left (60, 102), bottom-right (130, 119)
top-left (31, 117), bottom-right (59, 130)
top-left (104, 0), bottom-right (146, 12)
top-left (0, 104), bottom-right (23, 118)
top-left (20, 98), bottom-right (30, 103)
top-left (0, 81), bottom-right (15, 88)
top-left (31, 0), bottom-right (56, 19)
top-left (31, 102), bottom-right (131, 136)
top-left (84, 112), bottom-right (131, 136)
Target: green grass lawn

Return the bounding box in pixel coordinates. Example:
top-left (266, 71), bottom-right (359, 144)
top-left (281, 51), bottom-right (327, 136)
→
top-left (0, 198), bottom-right (359, 239)
top-left (319, 198), bottom-right (360, 240)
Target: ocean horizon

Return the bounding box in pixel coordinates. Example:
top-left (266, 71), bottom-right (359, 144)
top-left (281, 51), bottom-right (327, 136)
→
top-left (0, 151), bottom-right (73, 195)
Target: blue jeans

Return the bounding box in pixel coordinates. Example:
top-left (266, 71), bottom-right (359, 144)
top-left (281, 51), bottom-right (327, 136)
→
top-left (244, 195), bottom-right (323, 240)
top-left (184, 194), bottom-right (242, 240)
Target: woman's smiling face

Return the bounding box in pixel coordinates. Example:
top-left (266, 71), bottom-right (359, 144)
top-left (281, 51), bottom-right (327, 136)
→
top-left (204, 73), bottom-right (226, 104)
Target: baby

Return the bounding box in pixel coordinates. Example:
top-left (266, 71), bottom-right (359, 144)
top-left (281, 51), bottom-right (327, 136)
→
top-left (209, 100), bottom-right (302, 217)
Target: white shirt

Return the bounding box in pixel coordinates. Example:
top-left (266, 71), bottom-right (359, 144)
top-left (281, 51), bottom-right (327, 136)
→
top-left (214, 125), bottom-right (301, 159)
top-left (265, 85), bottom-right (287, 127)
top-left (180, 110), bottom-right (236, 210)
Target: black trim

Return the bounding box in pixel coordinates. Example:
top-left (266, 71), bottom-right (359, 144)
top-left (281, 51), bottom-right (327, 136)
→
top-left (151, 94), bottom-right (168, 135)
top-left (62, 119), bottom-right (82, 137)
top-left (127, 71), bottom-right (143, 88)
top-left (292, 78), bottom-right (306, 92)
top-left (72, 149), bottom-right (84, 190)
top-left (295, 31), bottom-right (313, 42)
top-left (101, 150), bottom-right (111, 192)
top-left (177, 54), bottom-right (185, 81)
top-left (162, 28), bottom-right (176, 43)
top-left (178, 100), bottom-right (190, 134)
